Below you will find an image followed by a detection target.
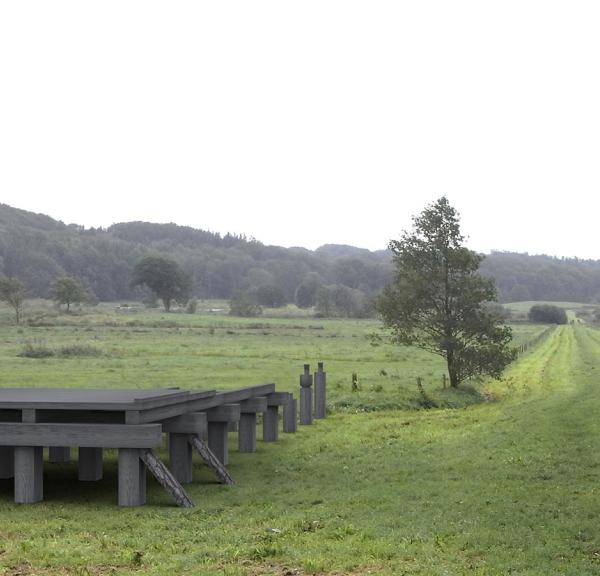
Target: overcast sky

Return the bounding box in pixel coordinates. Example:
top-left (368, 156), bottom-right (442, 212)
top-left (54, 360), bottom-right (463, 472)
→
top-left (1, 2), bottom-right (599, 257)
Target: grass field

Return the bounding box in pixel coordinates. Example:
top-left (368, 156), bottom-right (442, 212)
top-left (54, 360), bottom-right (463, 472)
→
top-left (0, 303), bottom-right (599, 574)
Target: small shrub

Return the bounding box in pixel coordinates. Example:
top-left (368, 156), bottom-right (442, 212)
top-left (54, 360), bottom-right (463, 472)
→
top-left (186, 298), bottom-right (198, 314)
top-left (58, 344), bottom-right (102, 358)
top-left (18, 340), bottom-right (54, 359)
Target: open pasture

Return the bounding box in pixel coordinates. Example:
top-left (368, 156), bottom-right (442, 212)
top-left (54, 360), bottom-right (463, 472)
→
top-left (0, 303), bottom-right (598, 575)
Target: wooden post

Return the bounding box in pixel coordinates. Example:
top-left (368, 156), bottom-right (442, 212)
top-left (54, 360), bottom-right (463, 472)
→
top-left (78, 447), bottom-right (103, 481)
top-left (238, 413), bottom-right (257, 452)
top-left (314, 362), bottom-right (326, 419)
top-left (0, 446), bottom-right (14, 479)
top-left (283, 396), bottom-right (297, 433)
top-left (14, 446), bottom-right (43, 504)
top-left (49, 447), bottom-right (71, 464)
top-left (263, 406), bottom-right (279, 442)
top-left (207, 422), bottom-right (229, 465)
top-left (118, 449), bottom-right (146, 507)
top-left (300, 364), bottom-right (313, 425)
top-left (169, 433), bottom-right (193, 484)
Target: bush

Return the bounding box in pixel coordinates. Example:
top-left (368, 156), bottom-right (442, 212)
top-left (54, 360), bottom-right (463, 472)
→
top-left (57, 344), bottom-right (102, 358)
top-left (186, 298), bottom-right (198, 314)
top-left (528, 304), bottom-right (568, 324)
top-left (18, 340), bottom-right (54, 358)
top-left (229, 292), bottom-right (263, 317)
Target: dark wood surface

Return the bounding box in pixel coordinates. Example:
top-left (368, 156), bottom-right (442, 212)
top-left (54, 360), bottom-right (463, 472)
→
top-left (0, 388), bottom-right (216, 411)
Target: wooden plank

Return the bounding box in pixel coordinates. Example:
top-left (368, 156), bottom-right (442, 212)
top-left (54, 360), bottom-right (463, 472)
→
top-left (188, 435), bottom-right (234, 485)
top-left (0, 423), bottom-right (162, 448)
top-left (140, 449), bottom-right (194, 508)
top-left (136, 385), bottom-right (275, 423)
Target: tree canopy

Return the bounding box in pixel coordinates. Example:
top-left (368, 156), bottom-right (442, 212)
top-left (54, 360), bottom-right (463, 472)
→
top-left (528, 304), bottom-right (568, 324)
top-left (131, 256), bottom-right (191, 312)
top-left (0, 277), bottom-right (26, 324)
top-left (51, 276), bottom-right (88, 312)
top-left (378, 197), bottom-right (515, 388)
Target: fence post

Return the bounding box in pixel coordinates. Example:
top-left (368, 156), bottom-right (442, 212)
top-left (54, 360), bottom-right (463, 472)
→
top-left (300, 364), bottom-right (313, 425)
top-left (314, 362), bottom-right (326, 419)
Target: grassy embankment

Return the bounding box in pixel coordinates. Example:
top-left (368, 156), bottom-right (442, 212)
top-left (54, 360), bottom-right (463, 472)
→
top-left (0, 304), bottom-right (599, 574)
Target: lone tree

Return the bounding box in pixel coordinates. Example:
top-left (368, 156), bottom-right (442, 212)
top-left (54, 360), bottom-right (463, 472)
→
top-left (0, 277), bottom-right (27, 324)
top-left (131, 256), bottom-right (191, 312)
top-left (528, 304), bottom-right (568, 324)
top-left (51, 276), bottom-right (88, 312)
top-left (378, 197), bottom-right (515, 388)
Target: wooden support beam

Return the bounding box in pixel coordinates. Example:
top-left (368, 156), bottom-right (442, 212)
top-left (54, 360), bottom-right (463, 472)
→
top-left (206, 404), bottom-right (240, 423)
top-left (239, 413), bottom-right (257, 452)
top-left (14, 446), bottom-right (43, 504)
top-left (263, 406), bottom-right (279, 442)
top-left (283, 397), bottom-right (297, 433)
top-left (78, 447), bottom-right (103, 481)
top-left (0, 446), bottom-right (14, 479)
top-left (188, 435), bottom-right (234, 485)
top-left (140, 449), bottom-right (194, 508)
top-left (161, 412), bottom-right (207, 436)
top-left (169, 433), bottom-right (193, 484)
top-left (49, 447), bottom-right (71, 464)
top-left (118, 449), bottom-right (146, 507)
top-left (0, 423), bottom-right (162, 448)
top-left (207, 421), bottom-right (229, 465)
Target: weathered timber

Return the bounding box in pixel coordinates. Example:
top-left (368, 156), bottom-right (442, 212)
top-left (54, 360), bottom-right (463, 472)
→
top-left (49, 447), bottom-right (71, 463)
top-left (283, 397), bottom-right (297, 433)
top-left (206, 404), bottom-right (241, 422)
top-left (207, 421), bottom-right (229, 465)
top-left (266, 392), bottom-right (291, 406)
top-left (238, 412), bottom-right (257, 452)
top-left (300, 364), bottom-right (313, 425)
top-left (188, 434), bottom-right (235, 485)
top-left (263, 406), bottom-right (279, 442)
top-left (15, 446), bottom-right (43, 503)
top-left (140, 449), bottom-right (194, 508)
top-left (118, 448), bottom-right (146, 507)
top-left (240, 397), bottom-right (268, 413)
top-left (314, 362), bottom-right (326, 419)
top-left (161, 412), bottom-right (207, 436)
top-left (0, 423), bottom-right (162, 448)
top-left (0, 446), bottom-right (14, 479)
top-left (78, 447), bottom-right (103, 481)
top-left (134, 385), bottom-right (274, 424)
top-left (169, 432), bottom-right (193, 484)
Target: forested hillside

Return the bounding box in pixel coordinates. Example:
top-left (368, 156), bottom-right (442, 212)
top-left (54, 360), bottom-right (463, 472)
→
top-left (1, 203), bottom-right (599, 308)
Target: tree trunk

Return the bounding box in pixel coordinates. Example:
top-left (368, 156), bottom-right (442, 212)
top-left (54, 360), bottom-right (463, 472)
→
top-left (446, 352), bottom-right (460, 388)
top-left (163, 298), bottom-right (171, 312)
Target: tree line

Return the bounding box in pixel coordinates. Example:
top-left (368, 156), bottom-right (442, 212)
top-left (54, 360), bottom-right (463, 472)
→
top-left (1, 203), bottom-right (600, 316)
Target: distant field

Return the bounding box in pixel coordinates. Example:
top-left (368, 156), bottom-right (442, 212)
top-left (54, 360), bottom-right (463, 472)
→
top-left (2, 302), bottom-right (599, 574)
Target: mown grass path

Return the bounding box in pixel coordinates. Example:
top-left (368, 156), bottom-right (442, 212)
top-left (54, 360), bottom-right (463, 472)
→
top-left (1, 324), bottom-right (600, 575)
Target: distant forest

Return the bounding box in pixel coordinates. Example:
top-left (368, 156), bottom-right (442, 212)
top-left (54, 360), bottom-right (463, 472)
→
top-left (2, 203), bottom-right (600, 312)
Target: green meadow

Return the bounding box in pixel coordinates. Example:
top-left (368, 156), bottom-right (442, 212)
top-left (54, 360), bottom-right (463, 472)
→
top-left (0, 303), bottom-right (599, 575)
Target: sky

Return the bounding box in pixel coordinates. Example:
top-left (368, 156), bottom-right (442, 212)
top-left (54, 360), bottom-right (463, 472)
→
top-left (1, 2), bottom-right (599, 258)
